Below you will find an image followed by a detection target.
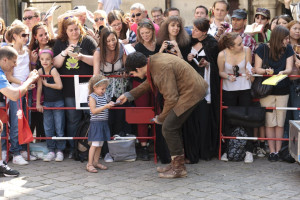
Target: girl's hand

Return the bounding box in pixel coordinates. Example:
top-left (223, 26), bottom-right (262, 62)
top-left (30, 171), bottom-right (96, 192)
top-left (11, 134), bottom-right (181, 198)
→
top-left (187, 53), bottom-right (194, 62)
top-left (121, 39), bottom-right (129, 44)
top-left (251, 67), bottom-right (256, 74)
top-left (31, 50), bottom-right (38, 63)
top-left (228, 75), bottom-right (236, 82)
top-left (36, 104), bottom-right (43, 113)
top-left (199, 59), bottom-right (209, 68)
top-left (170, 40), bottom-right (179, 51)
top-left (246, 69), bottom-right (251, 80)
top-left (74, 53), bottom-right (83, 60)
top-left (29, 84), bottom-right (36, 90)
top-left (266, 68), bottom-right (274, 75)
top-left (278, 71), bottom-right (286, 75)
top-left (159, 40), bottom-right (169, 52)
top-left (106, 101), bottom-right (114, 109)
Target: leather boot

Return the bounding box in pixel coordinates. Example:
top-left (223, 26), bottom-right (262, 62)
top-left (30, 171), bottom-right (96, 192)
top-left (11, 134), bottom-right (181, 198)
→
top-left (156, 163), bottom-right (172, 173)
top-left (158, 155), bottom-right (187, 178)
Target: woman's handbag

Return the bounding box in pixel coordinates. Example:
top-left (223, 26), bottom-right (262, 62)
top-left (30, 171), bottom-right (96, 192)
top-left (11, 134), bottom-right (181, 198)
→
top-left (17, 91), bottom-right (34, 145)
top-left (251, 44), bottom-right (273, 99)
top-left (225, 106), bottom-right (266, 128)
top-left (107, 134), bottom-right (136, 162)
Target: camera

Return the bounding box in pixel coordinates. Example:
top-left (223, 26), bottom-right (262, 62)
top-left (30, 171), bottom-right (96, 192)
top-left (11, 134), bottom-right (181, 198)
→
top-left (166, 41), bottom-right (174, 50)
top-left (222, 23), bottom-right (230, 29)
top-left (73, 46), bottom-right (81, 53)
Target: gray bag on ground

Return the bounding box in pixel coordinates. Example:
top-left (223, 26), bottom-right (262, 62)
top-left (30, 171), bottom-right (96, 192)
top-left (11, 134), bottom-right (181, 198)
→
top-left (108, 135), bottom-right (136, 161)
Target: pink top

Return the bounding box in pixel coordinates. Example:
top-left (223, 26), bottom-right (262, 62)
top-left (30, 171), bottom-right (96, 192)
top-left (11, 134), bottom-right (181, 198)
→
top-left (130, 20), bottom-right (160, 37)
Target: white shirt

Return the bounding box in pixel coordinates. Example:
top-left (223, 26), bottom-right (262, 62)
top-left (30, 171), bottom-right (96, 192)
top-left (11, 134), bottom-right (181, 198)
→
top-left (208, 20), bottom-right (231, 37)
top-left (11, 48), bottom-right (30, 88)
top-left (98, 0), bottom-right (121, 14)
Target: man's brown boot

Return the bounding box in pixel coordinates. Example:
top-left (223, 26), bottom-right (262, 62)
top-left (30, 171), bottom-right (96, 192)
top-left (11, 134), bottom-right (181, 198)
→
top-left (158, 155), bottom-right (187, 178)
top-left (156, 163), bottom-right (172, 173)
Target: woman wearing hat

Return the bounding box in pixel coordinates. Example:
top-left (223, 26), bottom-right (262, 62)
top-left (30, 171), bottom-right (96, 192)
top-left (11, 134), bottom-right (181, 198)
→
top-left (254, 8), bottom-right (271, 44)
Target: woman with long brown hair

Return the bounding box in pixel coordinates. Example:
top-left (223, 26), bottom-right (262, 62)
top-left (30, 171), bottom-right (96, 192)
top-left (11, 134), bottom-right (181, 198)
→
top-left (157, 16), bottom-right (190, 60)
top-left (255, 25), bottom-right (294, 162)
top-left (218, 32), bottom-right (253, 163)
top-left (53, 16), bottom-right (97, 158)
top-left (0, 17), bottom-right (6, 43)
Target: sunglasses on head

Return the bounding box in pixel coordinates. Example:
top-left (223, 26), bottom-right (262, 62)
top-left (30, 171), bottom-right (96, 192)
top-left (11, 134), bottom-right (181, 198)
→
top-left (64, 16), bottom-right (74, 20)
top-left (131, 13), bottom-right (142, 18)
top-left (21, 33), bottom-right (29, 38)
top-left (94, 17), bottom-right (104, 22)
top-left (23, 16), bottom-right (37, 21)
top-left (233, 65), bottom-right (240, 77)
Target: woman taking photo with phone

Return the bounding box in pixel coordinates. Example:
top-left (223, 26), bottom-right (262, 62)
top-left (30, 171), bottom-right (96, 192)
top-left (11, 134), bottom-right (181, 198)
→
top-left (53, 16), bottom-right (97, 158)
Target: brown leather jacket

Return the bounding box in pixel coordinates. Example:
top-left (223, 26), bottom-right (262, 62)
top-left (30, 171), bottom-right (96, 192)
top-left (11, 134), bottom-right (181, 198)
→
top-left (129, 53), bottom-right (208, 122)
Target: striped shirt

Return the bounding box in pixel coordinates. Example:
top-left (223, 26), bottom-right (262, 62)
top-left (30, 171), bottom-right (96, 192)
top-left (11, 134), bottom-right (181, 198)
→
top-left (88, 93), bottom-right (109, 121)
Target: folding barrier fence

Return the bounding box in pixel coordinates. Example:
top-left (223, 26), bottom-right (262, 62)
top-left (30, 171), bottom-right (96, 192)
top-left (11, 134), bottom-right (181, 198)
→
top-left (1, 74), bottom-right (157, 163)
top-left (219, 74), bottom-right (299, 160)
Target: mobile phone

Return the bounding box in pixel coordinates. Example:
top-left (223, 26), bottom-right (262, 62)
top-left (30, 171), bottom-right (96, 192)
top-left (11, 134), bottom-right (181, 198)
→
top-left (73, 46), bottom-right (81, 53)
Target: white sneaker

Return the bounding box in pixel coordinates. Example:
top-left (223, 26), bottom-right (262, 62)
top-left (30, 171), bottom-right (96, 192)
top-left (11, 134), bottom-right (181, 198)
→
top-left (244, 151), bottom-right (254, 163)
top-left (104, 153), bottom-right (113, 162)
top-left (2, 150), bottom-right (7, 161)
top-left (68, 152), bottom-right (73, 159)
top-left (21, 151), bottom-right (37, 161)
top-left (13, 155), bottom-right (29, 165)
top-left (221, 153), bottom-right (228, 162)
top-left (43, 152), bottom-right (55, 162)
top-left (257, 147), bottom-right (266, 158)
top-left (55, 152), bottom-right (64, 162)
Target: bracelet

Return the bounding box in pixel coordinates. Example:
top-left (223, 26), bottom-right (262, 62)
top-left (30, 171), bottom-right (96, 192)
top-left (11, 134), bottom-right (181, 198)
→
top-left (226, 75), bottom-right (230, 80)
top-left (61, 51), bottom-right (67, 57)
top-left (31, 62), bottom-right (36, 65)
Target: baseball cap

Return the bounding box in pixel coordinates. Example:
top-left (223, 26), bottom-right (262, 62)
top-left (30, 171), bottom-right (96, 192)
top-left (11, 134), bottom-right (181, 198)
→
top-left (232, 9), bottom-right (247, 19)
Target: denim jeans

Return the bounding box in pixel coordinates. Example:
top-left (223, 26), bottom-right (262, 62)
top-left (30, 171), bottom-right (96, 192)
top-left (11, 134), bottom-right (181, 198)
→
top-left (43, 100), bottom-right (66, 152)
top-left (4, 97), bottom-right (27, 155)
top-left (0, 101), bottom-right (7, 150)
top-left (64, 97), bottom-right (83, 150)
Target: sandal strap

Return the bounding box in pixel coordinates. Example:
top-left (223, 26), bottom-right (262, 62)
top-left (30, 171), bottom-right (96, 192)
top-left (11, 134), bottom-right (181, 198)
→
top-left (86, 164), bottom-right (98, 173)
top-left (94, 163), bottom-right (108, 170)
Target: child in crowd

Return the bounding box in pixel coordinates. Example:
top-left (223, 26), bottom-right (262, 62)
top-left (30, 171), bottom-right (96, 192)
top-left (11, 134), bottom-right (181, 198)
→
top-left (86, 75), bottom-right (114, 173)
top-left (36, 48), bottom-right (65, 162)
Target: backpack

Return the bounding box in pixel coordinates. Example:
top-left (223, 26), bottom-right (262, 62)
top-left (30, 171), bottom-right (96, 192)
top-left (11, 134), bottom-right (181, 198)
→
top-left (74, 114), bottom-right (91, 162)
top-left (227, 127), bottom-right (247, 161)
top-left (279, 142), bottom-right (296, 163)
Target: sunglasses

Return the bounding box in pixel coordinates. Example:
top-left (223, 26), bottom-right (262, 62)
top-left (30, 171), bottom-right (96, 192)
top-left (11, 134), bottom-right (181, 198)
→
top-left (233, 65), bottom-right (240, 77)
top-left (21, 33), bottom-right (29, 38)
top-left (95, 17), bottom-right (105, 22)
top-left (23, 16), bottom-right (38, 21)
top-left (64, 16), bottom-right (74, 20)
top-left (131, 13), bottom-right (142, 18)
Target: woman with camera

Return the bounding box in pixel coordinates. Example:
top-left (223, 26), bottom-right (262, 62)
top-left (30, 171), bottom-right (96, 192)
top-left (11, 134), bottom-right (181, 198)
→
top-left (157, 16), bottom-right (190, 60)
top-left (53, 16), bottom-right (97, 158)
top-left (255, 26), bottom-right (294, 162)
top-left (217, 32), bottom-right (253, 163)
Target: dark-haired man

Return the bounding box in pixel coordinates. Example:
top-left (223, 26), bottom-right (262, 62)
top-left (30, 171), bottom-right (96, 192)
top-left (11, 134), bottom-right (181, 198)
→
top-left (0, 46), bottom-right (39, 175)
top-left (117, 52), bottom-right (208, 178)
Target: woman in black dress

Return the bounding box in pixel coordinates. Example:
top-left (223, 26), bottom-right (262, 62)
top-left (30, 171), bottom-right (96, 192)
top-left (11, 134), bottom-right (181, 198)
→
top-left (183, 18), bottom-right (220, 163)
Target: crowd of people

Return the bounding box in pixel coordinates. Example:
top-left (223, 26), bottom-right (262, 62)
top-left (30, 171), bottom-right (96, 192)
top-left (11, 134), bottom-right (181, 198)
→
top-left (0, 0), bottom-right (298, 178)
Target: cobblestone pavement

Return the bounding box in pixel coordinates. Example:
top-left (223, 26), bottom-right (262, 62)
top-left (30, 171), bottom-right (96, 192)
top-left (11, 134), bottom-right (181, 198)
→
top-left (0, 157), bottom-right (300, 200)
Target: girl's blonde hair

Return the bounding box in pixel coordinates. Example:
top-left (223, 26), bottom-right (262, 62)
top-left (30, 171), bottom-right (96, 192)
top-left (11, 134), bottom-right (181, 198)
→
top-left (88, 74), bottom-right (109, 94)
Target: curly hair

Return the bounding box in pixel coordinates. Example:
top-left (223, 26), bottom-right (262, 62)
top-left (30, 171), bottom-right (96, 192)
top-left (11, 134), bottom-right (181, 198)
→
top-left (156, 16), bottom-right (190, 48)
top-left (57, 16), bottom-right (86, 42)
top-left (218, 32), bottom-right (240, 51)
top-left (88, 74), bottom-right (109, 95)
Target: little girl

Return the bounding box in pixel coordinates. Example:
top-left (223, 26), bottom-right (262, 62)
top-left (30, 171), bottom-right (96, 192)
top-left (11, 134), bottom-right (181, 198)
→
top-left (87, 75), bottom-right (114, 173)
top-left (36, 47), bottom-right (65, 162)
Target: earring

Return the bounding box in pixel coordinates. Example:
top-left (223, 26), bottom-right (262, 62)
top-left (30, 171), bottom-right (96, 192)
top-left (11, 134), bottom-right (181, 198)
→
top-left (35, 39), bottom-right (38, 44)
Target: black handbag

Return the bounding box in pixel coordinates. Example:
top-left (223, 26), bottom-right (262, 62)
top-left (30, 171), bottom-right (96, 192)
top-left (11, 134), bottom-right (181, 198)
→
top-left (251, 44), bottom-right (273, 99)
top-left (225, 106), bottom-right (266, 128)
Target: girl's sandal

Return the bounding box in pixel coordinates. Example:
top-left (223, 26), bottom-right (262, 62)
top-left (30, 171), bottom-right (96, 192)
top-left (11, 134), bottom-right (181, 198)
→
top-left (86, 164), bottom-right (98, 173)
top-left (94, 163), bottom-right (108, 170)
